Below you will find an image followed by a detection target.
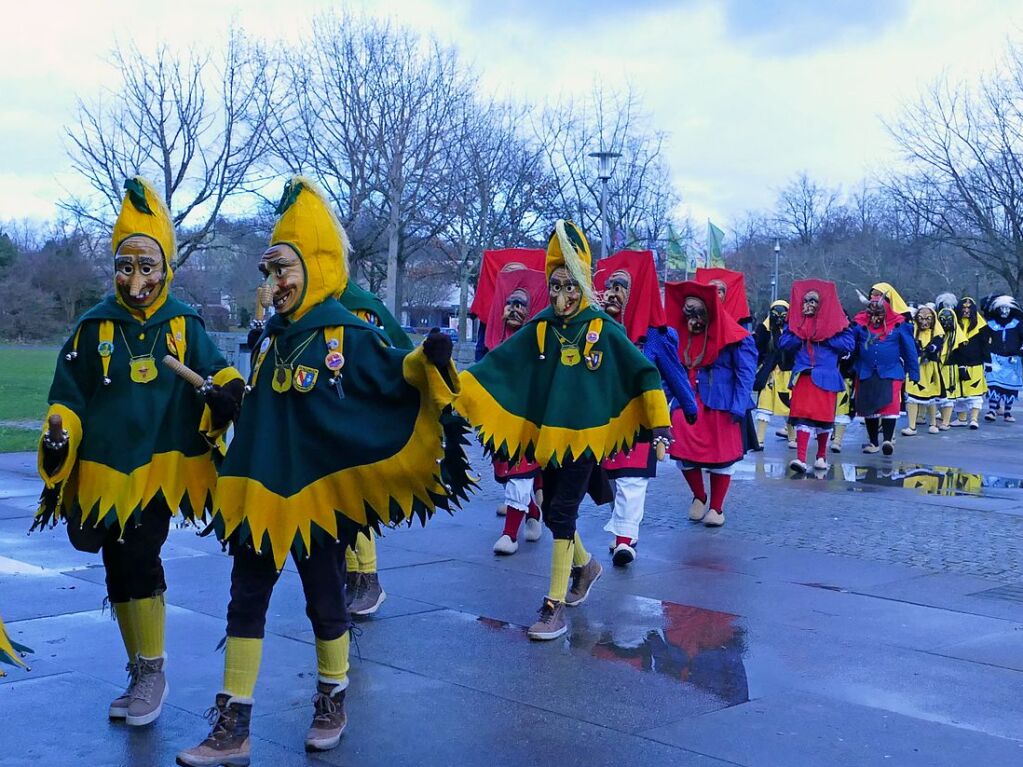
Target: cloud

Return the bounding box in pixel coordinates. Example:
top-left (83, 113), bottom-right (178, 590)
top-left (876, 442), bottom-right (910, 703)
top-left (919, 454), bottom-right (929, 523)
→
top-left (721, 0), bottom-right (911, 54)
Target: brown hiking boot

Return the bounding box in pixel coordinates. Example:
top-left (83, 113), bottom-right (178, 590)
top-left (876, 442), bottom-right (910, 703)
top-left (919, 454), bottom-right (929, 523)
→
top-left (176, 694), bottom-right (252, 767)
top-left (305, 682), bottom-right (348, 752)
top-left (527, 598), bottom-right (567, 640)
top-left (108, 660), bottom-right (139, 720)
top-left (344, 571), bottom-right (359, 608)
top-left (565, 557), bottom-right (602, 606)
top-left (349, 572), bottom-right (386, 616)
top-left (126, 655), bottom-right (168, 726)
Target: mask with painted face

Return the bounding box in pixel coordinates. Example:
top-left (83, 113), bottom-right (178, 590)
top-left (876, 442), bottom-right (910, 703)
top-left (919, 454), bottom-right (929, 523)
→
top-left (770, 305), bottom-right (788, 327)
top-left (601, 269), bottom-right (632, 320)
top-left (684, 296), bottom-right (708, 335)
top-left (710, 279), bottom-right (727, 304)
top-left (802, 290), bottom-right (820, 317)
top-left (939, 309), bottom-right (956, 332)
top-left (502, 288), bottom-right (530, 330)
top-left (114, 235), bottom-right (166, 311)
top-left (960, 299), bottom-right (974, 319)
top-left (867, 299), bottom-right (886, 327)
top-left (259, 244), bottom-right (305, 317)
top-left (549, 266), bottom-right (582, 318)
top-left (916, 307), bottom-right (935, 330)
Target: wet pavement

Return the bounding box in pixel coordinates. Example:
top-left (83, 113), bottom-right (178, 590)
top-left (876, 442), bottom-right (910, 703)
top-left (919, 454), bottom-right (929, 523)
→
top-left (1, 419), bottom-right (1022, 766)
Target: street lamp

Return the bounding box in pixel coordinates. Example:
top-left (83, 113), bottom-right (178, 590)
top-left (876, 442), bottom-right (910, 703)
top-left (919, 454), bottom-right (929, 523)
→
top-left (772, 240), bottom-right (781, 303)
top-left (589, 150), bottom-right (621, 259)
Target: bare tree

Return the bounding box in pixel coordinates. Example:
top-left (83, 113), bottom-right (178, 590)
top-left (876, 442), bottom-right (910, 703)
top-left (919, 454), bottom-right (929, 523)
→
top-left (775, 172), bottom-right (840, 246)
top-left (885, 47), bottom-right (1023, 293)
top-left (62, 29), bottom-right (277, 268)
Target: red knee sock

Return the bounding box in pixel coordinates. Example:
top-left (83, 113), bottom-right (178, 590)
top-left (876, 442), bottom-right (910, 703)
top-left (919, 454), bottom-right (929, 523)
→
top-left (502, 507), bottom-right (526, 540)
top-left (615, 535), bottom-right (636, 547)
top-left (795, 429), bottom-right (810, 462)
top-left (682, 468), bottom-right (707, 503)
top-left (709, 473), bottom-right (731, 512)
top-left (526, 500), bottom-right (540, 520)
top-left (816, 432), bottom-right (829, 459)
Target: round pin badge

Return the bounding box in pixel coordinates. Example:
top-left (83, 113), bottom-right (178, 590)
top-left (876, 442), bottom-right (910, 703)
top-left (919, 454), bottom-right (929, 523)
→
top-left (325, 351), bottom-right (345, 371)
top-left (259, 337), bottom-right (270, 355)
top-left (97, 341), bottom-right (114, 357)
top-left (585, 331), bottom-right (600, 344)
top-left (327, 338), bottom-right (340, 350)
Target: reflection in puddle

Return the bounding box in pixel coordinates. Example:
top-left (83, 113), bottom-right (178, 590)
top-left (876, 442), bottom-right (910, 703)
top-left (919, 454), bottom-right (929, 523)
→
top-left (738, 458), bottom-right (1023, 497)
top-left (477, 599), bottom-right (749, 707)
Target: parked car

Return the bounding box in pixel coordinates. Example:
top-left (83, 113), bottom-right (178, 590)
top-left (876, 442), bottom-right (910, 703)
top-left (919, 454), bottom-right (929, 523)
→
top-left (439, 327), bottom-right (459, 342)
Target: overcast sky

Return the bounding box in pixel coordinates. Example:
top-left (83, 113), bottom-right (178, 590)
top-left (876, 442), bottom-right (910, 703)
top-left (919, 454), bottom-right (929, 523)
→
top-left (2, 0), bottom-right (1022, 231)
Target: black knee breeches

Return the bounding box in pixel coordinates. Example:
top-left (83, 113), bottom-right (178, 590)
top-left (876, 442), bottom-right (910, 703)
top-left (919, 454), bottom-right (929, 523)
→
top-left (540, 456), bottom-right (595, 540)
top-left (101, 501), bottom-right (171, 603)
top-left (226, 538), bottom-right (350, 641)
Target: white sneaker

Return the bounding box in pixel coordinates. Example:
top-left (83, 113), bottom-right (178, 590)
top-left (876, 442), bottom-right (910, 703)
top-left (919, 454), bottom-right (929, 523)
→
top-left (927, 425), bottom-right (940, 434)
top-left (703, 509), bottom-right (725, 527)
top-left (813, 457), bottom-right (829, 470)
top-left (787, 440), bottom-right (797, 449)
top-left (789, 459), bottom-right (808, 474)
top-left (493, 534), bottom-right (518, 555)
top-left (969, 421), bottom-right (979, 430)
top-left (863, 444), bottom-right (880, 454)
top-left (830, 442), bottom-right (843, 453)
top-left (901, 427), bottom-right (917, 436)
top-left (496, 504), bottom-right (507, 516)
top-left (688, 497), bottom-right (707, 521)
top-left (523, 517), bottom-right (542, 542)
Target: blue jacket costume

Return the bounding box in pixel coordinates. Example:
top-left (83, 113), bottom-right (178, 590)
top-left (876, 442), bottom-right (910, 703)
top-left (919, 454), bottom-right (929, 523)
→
top-left (644, 326), bottom-right (698, 417)
top-left (778, 328), bottom-right (856, 392)
top-left (851, 322), bottom-right (920, 383)
top-left (691, 336), bottom-right (758, 422)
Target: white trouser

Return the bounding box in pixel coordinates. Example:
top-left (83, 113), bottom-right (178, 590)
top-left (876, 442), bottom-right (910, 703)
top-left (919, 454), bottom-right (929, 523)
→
top-left (503, 476), bottom-right (533, 512)
top-left (603, 476), bottom-right (648, 542)
top-left (955, 396), bottom-right (983, 412)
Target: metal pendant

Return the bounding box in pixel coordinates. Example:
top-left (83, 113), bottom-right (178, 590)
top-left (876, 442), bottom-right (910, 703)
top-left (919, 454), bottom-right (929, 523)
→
top-left (560, 346), bottom-right (581, 366)
top-left (129, 355), bottom-right (158, 384)
top-left (272, 364), bottom-right (293, 393)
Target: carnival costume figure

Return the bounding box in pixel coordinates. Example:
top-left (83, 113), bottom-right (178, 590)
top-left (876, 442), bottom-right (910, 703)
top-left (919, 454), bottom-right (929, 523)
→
top-left (595, 250), bottom-right (697, 566)
top-left (935, 306), bottom-right (965, 429)
top-left (35, 177), bottom-right (243, 727)
top-left (753, 300), bottom-right (794, 448)
top-left (470, 248), bottom-right (546, 361)
top-left (486, 267), bottom-right (548, 556)
top-left (778, 280), bottom-right (855, 473)
top-left (851, 299), bottom-right (920, 454)
top-left (902, 305), bottom-right (945, 436)
top-left (458, 220), bottom-right (671, 641)
top-left (177, 178), bottom-right (472, 766)
top-left (983, 295), bottom-right (1023, 423)
top-left (950, 296), bottom-right (989, 428)
top-left (665, 281), bottom-right (757, 528)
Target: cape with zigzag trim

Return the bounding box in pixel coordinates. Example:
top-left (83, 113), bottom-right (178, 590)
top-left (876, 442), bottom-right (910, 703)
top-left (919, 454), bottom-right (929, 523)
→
top-left (457, 304), bottom-right (670, 467)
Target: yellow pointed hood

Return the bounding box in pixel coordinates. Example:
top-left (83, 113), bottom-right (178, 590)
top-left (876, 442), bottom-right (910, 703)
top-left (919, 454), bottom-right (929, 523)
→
top-left (270, 176), bottom-right (349, 321)
top-left (111, 176), bottom-right (175, 318)
top-left (545, 219), bottom-right (595, 311)
top-left (871, 282), bottom-right (909, 315)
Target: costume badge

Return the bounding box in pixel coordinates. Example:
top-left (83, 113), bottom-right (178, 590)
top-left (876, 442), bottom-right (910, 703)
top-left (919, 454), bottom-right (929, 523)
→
top-left (585, 351), bottom-right (603, 371)
top-left (272, 365), bottom-right (292, 393)
top-left (327, 337), bottom-right (340, 350)
top-left (259, 337), bottom-right (271, 355)
top-left (130, 356), bottom-right (158, 383)
top-left (560, 347), bottom-right (581, 366)
top-left (165, 332), bottom-right (179, 357)
top-left (586, 330), bottom-right (600, 344)
top-left (294, 365), bottom-right (319, 392)
top-left (97, 341), bottom-right (114, 357)
top-left (325, 351), bottom-right (345, 371)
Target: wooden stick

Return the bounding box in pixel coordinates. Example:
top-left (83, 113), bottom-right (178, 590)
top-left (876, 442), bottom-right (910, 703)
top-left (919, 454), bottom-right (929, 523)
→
top-left (656, 442), bottom-right (667, 461)
top-left (47, 414), bottom-right (64, 442)
top-left (162, 355), bottom-right (206, 389)
top-left (255, 284), bottom-right (272, 322)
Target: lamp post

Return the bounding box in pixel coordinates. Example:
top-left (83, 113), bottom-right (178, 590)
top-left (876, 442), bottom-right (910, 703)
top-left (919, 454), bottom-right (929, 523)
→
top-left (772, 240), bottom-right (781, 303)
top-left (589, 150), bottom-right (621, 259)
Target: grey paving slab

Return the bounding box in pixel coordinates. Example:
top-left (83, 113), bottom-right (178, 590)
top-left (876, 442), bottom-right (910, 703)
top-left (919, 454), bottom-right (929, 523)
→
top-left (638, 690), bottom-right (1023, 767)
top-left (853, 571), bottom-right (1023, 623)
top-left (0, 495), bottom-right (37, 520)
top-left (253, 662), bottom-right (740, 767)
top-left (0, 560), bottom-right (108, 621)
top-left (930, 626), bottom-right (1023, 671)
top-left (0, 672), bottom-right (302, 767)
top-left (353, 607), bottom-right (739, 734)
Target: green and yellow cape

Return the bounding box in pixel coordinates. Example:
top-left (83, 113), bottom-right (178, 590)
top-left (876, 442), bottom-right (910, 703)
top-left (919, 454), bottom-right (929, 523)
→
top-left (0, 614), bottom-right (30, 676)
top-left (458, 304), bottom-right (670, 466)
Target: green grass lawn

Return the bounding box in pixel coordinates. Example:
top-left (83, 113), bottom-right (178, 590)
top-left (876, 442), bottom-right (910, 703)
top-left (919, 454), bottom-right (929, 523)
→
top-left (0, 346), bottom-right (59, 452)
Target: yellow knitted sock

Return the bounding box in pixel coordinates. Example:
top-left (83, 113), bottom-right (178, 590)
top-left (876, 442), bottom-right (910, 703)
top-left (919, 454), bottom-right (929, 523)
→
top-left (344, 545), bottom-right (360, 573)
top-left (906, 403), bottom-right (918, 430)
top-left (356, 531), bottom-right (377, 574)
top-left (548, 538), bottom-right (574, 602)
top-left (112, 601), bottom-right (140, 662)
top-left (571, 532), bottom-right (590, 567)
top-left (315, 633), bottom-right (351, 687)
top-left (223, 637), bottom-right (262, 699)
top-left (133, 596), bottom-right (165, 659)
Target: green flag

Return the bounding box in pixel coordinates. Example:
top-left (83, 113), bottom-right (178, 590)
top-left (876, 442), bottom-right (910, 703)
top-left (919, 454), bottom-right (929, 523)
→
top-left (666, 225), bottom-right (686, 270)
top-left (707, 220), bottom-right (726, 267)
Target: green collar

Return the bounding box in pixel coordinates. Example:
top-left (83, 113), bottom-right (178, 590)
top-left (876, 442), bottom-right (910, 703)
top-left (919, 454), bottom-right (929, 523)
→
top-left (77, 294), bottom-right (199, 329)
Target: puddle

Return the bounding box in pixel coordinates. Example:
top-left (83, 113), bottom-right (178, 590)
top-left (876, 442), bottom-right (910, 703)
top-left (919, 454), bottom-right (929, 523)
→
top-left (477, 598), bottom-right (749, 706)
top-left (737, 458), bottom-right (1023, 497)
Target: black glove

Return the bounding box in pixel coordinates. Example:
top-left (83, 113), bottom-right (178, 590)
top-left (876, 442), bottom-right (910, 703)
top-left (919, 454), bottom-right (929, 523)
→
top-left (423, 328), bottom-right (453, 368)
top-left (684, 410), bottom-right (698, 426)
top-left (652, 426), bottom-right (674, 444)
top-left (247, 328), bottom-right (263, 351)
top-left (205, 378), bottom-right (246, 430)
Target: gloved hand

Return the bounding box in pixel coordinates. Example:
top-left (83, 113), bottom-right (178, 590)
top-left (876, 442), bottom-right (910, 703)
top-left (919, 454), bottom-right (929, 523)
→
top-left (205, 378), bottom-right (246, 430)
top-left (684, 410), bottom-right (698, 426)
top-left (652, 426), bottom-right (674, 444)
top-left (423, 328), bottom-right (453, 368)
top-left (41, 413), bottom-right (69, 474)
top-left (247, 328), bottom-right (264, 351)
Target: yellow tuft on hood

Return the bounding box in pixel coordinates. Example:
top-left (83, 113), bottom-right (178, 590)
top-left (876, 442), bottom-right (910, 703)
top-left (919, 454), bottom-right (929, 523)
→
top-left (545, 219), bottom-right (595, 311)
top-left (871, 282), bottom-right (909, 315)
top-left (270, 176), bottom-right (349, 321)
top-left (111, 177), bottom-right (175, 318)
